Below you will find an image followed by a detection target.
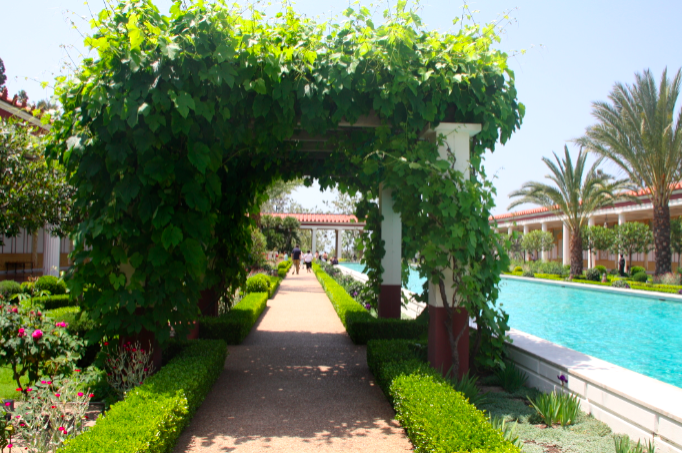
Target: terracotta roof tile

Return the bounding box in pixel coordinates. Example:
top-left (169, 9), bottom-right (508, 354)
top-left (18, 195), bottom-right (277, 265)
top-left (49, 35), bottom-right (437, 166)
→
top-left (263, 213), bottom-right (363, 224)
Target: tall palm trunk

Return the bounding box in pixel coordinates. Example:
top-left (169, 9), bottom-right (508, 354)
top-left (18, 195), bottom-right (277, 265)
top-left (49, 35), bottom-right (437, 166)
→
top-left (569, 228), bottom-right (583, 275)
top-left (653, 201), bottom-right (672, 275)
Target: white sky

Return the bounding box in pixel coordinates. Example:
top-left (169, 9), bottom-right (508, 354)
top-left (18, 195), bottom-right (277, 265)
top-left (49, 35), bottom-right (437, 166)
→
top-left (2, 0), bottom-right (680, 213)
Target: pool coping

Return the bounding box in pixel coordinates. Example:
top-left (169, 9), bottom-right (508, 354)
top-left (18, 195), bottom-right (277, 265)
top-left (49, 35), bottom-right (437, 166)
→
top-left (508, 328), bottom-right (682, 452)
top-left (502, 274), bottom-right (682, 303)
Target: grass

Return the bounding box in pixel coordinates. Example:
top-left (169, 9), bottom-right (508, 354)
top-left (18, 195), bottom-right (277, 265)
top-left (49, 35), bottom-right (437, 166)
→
top-left (0, 366), bottom-right (28, 400)
top-left (479, 375), bottom-right (621, 453)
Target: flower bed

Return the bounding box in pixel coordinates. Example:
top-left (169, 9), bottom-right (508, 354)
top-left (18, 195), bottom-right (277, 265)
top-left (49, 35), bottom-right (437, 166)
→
top-left (59, 339), bottom-right (227, 453)
top-left (198, 292), bottom-right (268, 344)
top-left (312, 263), bottom-right (427, 344)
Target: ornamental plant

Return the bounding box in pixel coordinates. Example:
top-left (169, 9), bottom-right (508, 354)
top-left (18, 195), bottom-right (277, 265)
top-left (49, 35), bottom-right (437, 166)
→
top-left (13, 378), bottom-right (93, 453)
top-left (104, 341), bottom-right (155, 398)
top-left (0, 304), bottom-right (83, 392)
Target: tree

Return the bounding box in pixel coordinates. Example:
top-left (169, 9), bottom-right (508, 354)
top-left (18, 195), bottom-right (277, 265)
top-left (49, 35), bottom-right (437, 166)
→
top-left (0, 119), bottom-right (73, 265)
top-left (509, 146), bottom-right (632, 275)
top-left (578, 68), bottom-right (682, 275)
top-left (259, 215), bottom-right (301, 252)
top-left (506, 231), bottom-right (524, 262)
top-left (0, 58), bottom-right (6, 90)
top-left (671, 218), bottom-right (682, 268)
top-left (17, 90), bottom-right (28, 104)
top-left (260, 179), bottom-right (303, 213)
top-left (582, 225), bottom-right (615, 268)
top-left (521, 230), bottom-right (554, 261)
top-left (612, 222), bottom-right (653, 273)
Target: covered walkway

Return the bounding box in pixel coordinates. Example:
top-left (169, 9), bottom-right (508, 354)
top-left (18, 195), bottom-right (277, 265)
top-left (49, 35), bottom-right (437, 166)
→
top-left (173, 270), bottom-right (412, 452)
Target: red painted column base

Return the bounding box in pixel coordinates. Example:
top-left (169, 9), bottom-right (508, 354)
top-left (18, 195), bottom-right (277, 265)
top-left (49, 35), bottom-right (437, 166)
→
top-left (378, 284), bottom-right (401, 318)
top-left (428, 306), bottom-right (469, 379)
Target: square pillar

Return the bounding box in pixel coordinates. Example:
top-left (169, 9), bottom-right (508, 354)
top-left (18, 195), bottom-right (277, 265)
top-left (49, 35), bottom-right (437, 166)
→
top-left (562, 223), bottom-right (570, 267)
top-left (42, 226), bottom-right (61, 277)
top-left (379, 185), bottom-right (402, 318)
top-left (426, 123), bottom-right (481, 379)
top-left (588, 217), bottom-right (595, 268)
top-left (311, 228), bottom-right (317, 257)
top-left (541, 222), bottom-right (548, 261)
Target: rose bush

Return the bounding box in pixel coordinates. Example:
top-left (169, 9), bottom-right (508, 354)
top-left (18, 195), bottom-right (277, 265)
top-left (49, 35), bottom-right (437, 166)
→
top-left (0, 303), bottom-right (83, 392)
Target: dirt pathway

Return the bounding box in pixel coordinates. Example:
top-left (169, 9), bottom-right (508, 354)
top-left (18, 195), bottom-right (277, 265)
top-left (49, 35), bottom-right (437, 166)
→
top-left (173, 268), bottom-right (412, 452)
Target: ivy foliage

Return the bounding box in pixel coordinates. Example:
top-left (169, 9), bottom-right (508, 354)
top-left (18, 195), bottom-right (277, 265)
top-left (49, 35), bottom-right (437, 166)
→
top-left (49, 0), bottom-right (523, 347)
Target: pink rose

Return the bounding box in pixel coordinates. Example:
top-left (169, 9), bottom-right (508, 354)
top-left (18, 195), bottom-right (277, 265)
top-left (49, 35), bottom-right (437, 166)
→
top-left (32, 329), bottom-right (43, 340)
top-left (18, 328), bottom-right (25, 337)
top-left (55, 321), bottom-right (68, 328)
top-left (77, 392), bottom-right (84, 397)
top-left (11, 307), bottom-right (18, 313)
top-left (55, 393), bottom-right (61, 397)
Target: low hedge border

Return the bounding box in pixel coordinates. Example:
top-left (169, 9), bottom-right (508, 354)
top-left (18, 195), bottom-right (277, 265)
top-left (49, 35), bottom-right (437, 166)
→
top-left (504, 272), bottom-right (682, 294)
top-left (199, 292), bottom-right (268, 344)
top-left (367, 339), bottom-right (520, 453)
top-left (312, 263), bottom-right (427, 344)
top-left (28, 294), bottom-right (77, 309)
top-left (60, 339), bottom-right (227, 453)
top-left (267, 276), bottom-right (282, 299)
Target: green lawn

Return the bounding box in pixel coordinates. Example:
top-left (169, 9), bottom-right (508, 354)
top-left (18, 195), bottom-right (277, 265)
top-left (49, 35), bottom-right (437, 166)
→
top-left (0, 365), bottom-right (28, 400)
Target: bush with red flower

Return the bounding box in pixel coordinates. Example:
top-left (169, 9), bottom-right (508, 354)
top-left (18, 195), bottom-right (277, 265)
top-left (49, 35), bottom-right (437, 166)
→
top-left (0, 303), bottom-right (83, 392)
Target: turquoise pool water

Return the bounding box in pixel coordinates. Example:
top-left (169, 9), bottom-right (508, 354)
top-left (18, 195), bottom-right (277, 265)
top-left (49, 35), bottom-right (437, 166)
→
top-left (498, 278), bottom-right (682, 389)
top-left (338, 263), bottom-right (682, 388)
top-left (338, 262), bottom-right (427, 293)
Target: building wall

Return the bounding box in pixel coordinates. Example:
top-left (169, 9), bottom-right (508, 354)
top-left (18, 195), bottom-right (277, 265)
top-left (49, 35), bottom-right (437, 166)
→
top-left (0, 228), bottom-right (71, 273)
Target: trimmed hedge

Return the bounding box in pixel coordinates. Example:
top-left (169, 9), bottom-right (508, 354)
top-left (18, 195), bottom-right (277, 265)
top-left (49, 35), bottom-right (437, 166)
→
top-left (267, 276), bottom-right (282, 298)
top-left (0, 279), bottom-right (22, 298)
top-left (313, 263), bottom-right (427, 344)
top-left (278, 259), bottom-right (292, 274)
top-left (60, 339), bottom-right (227, 453)
top-left (245, 274), bottom-right (270, 293)
top-left (367, 339), bottom-right (520, 453)
top-left (29, 294), bottom-right (77, 309)
top-left (35, 275), bottom-right (68, 295)
top-left (199, 292), bottom-right (268, 344)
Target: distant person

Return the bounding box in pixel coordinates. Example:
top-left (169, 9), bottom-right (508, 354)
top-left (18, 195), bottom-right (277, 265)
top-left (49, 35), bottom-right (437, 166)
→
top-left (292, 245), bottom-right (302, 274)
top-left (618, 254), bottom-right (626, 276)
top-left (352, 254), bottom-right (357, 262)
top-left (304, 250), bottom-right (313, 273)
top-left (331, 256), bottom-right (339, 265)
top-left (315, 251), bottom-right (319, 261)
top-left (323, 251), bottom-right (328, 262)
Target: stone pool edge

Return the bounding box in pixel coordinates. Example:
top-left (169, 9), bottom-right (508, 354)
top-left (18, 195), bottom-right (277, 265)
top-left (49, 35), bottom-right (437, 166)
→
top-left (502, 274), bottom-right (682, 303)
top-left (508, 328), bottom-right (682, 453)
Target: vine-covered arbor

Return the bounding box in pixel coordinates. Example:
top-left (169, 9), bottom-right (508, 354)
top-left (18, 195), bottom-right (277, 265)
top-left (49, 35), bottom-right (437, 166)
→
top-left (50, 0), bottom-right (523, 375)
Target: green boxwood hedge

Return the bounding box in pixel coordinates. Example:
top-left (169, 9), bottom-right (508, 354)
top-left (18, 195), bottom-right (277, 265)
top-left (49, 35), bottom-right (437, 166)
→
top-left (267, 276), bottom-right (282, 298)
top-left (199, 292), bottom-right (268, 344)
top-left (367, 339), bottom-right (520, 453)
top-left (35, 275), bottom-right (68, 295)
top-left (0, 279), bottom-right (22, 298)
top-left (28, 294), bottom-right (77, 309)
top-left (60, 339), bottom-right (227, 453)
top-left (312, 263), bottom-right (427, 344)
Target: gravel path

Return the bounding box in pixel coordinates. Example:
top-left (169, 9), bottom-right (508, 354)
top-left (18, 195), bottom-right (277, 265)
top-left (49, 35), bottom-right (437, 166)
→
top-left (173, 269), bottom-right (412, 452)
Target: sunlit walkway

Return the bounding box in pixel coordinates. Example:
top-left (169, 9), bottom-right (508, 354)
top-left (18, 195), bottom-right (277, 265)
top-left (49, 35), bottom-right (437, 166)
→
top-left (174, 268), bottom-right (412, 452)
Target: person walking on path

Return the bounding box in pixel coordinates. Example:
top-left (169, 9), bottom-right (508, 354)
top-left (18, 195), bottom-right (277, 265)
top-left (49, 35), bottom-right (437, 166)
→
top-left (304, 250), bottom-right (313, 273)
top-left (292, 244), bottom-right (302, 275)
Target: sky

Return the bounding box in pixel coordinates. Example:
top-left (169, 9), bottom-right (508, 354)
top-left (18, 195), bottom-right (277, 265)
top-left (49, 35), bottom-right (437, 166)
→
top-left (2, 0), bottom-right (681, 214)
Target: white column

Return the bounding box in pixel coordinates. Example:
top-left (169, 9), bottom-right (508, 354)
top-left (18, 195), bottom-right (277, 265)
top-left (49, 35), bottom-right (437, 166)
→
top-left (523, 224), bottom-right (529, 261)
top-left (335, 229), bottom-right (342, 259)
top-left (541, 222), bottom-right (548, 261)
top-left (618, 212), bottom-right (626, 225)
top-left (618, 213), bottom-right (626, 270)
top-left (426, 123), bottom-right (481, 308)
top-left (311, 227), bottom-right (317, 257)
top-left (507, 226), bottom-right (513, 237)
top-left (42, 226), bottom-right (61, 277)
top-left (587, 217), bottom-right (597, 269)
top-left (380, 186), bottom-right (401, 287)
top-left (562, 223), bottom-right (570, 267)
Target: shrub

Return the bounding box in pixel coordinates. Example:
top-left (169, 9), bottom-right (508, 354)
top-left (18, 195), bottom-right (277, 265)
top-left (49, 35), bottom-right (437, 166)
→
top-left (35, 275), bottom-right (67, 295)
top-left (199, 292), bottom-right (268, 344)
top-left (521, 270), bottom-right (534, 278)
top-left (612, 279), bottom-right (631, 289)
top-left (495, 361), bottom-right (528, 393)
top-left (20, 281), bottom-right (34, 294)
top-left (245, 274), bottom-right (270, 293)
top-left (656, 272), bottom-right (681, 286)
top-left (267, 276), bottom-right (281, 298)
top-left (630, 266), bottom-right (646, 275)
top-left (631, 272), bottom-right (648, 283)
top-left (0, 280), bottom-right (22, 298)
top-left (28, 294), bottom-right (76, 310)
top-left (585, 268), bottom-right (601, 282)
top-left (278, 260), bottom-right (292, 274)
top-left (513, 266), bottom-right (523, 273)
top-left (313, 264), bottom-right (425, 344)
top-left (594, 265), bottom-right (607, 275)
top-left (277, 268), bottom-right (287, 278)
top-left (59, 340), bottom-right (227, 453)
top-left (534, 261), bottom-right (565, 276)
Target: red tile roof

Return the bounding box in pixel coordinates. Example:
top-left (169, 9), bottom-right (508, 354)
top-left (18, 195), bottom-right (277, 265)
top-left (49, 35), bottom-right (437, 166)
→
top-left (490, 182), bottom-right (682, 221)
top-left (263, 213), bottom-right (363, 225)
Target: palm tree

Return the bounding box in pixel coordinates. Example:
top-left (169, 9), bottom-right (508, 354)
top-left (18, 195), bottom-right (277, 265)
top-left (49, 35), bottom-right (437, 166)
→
top-left (577, 68), bottom-right (682, 275)
top-left (508, 146), bottom-right (631, 276)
